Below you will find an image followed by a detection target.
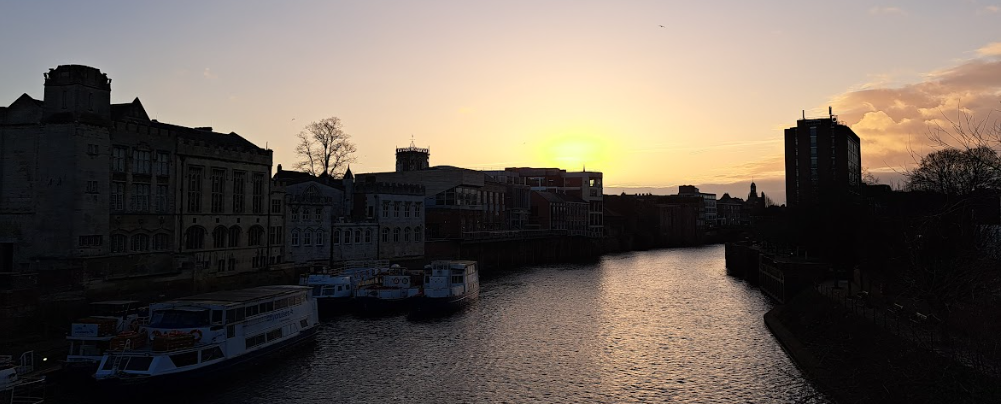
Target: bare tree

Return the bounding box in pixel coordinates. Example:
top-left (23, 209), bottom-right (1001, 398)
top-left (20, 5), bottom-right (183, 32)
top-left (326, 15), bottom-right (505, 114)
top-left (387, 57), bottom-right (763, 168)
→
top-left (295, 117), bottom-right (357, 177)
top-left (905, 146), bottom-right (1001, 195)
top-left (861, 167), bottom-right (879, 185)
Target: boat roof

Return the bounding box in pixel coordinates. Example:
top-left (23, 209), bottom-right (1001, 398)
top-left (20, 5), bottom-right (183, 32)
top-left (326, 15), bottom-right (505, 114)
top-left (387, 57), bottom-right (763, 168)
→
top-left (91, 300), bottom-right (142, 305)
top-left (167, 285), bottom-right (310, 306)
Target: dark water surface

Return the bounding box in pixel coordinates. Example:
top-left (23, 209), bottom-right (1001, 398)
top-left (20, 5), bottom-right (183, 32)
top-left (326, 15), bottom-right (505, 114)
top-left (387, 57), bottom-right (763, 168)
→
top-left (61, 246), bottom-right (828, 403)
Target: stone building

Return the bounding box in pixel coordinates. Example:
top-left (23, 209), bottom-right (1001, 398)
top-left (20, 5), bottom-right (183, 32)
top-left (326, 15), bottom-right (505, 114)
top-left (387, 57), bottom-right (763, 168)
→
top-left (0, 65), bottom-right (284, 313)
top-left (276, 166), bottom-right (344, 269)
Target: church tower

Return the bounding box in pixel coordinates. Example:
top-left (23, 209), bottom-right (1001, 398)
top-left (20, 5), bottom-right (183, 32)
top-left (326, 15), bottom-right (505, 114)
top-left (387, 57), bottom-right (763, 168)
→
top-left (395, 141), bottom-right (430, 172)
top-left (42, 65), bottom-right (112, 124)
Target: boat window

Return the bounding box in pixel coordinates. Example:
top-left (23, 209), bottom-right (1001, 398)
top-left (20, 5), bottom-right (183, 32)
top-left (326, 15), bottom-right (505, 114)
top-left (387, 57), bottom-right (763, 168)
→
top-left (246, 305), bottom-right (259, 317)
top-left (148, 309), bottom-right (210, 328)
top-left (266, 328), bottom-right (284, 342)
top-left (169, 352), bottom-right (198, 367)
top-left (227, 325), bottom-right (235, 338)
top-left (211, 310), bottom-right (223, 324)
top-left (300, 319), bottom-right (309, 328)
top-left (124, 356), bottom-right (153, 371)
top-left (245, 334), bottom-right (266, 349)
top-left (201, 347), bottom-right (224, 362)
top-left (451, 276), bottom-right (463, 284)
top-left (275, 298), bottom-right (288, 309)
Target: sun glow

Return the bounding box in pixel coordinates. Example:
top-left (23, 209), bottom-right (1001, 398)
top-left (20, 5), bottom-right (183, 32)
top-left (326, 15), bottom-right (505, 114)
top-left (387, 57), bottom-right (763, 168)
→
top-left (534, 132), bottom-right (615, 171)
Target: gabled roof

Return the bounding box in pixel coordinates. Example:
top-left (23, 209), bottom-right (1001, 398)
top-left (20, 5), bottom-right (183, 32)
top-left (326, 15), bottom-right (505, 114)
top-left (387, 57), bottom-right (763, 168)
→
top-left (111, 97), bottom-right (150, 121)
top-left (11, 93), bottom-right (43, 108)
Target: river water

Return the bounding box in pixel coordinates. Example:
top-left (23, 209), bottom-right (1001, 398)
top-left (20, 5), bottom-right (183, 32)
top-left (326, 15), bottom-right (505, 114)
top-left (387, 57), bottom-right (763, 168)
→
top-left (60, 245), bottom-right (828, 403)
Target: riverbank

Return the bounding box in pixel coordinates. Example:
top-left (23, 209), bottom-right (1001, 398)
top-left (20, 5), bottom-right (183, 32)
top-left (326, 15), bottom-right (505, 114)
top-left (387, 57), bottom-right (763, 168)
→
top-left (766, 288), bottom-right (1001, 404)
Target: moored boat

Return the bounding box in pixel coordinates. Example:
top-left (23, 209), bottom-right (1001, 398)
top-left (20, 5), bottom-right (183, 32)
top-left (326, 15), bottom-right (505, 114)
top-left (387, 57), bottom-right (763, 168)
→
top-left (299, 261), bottom-right (384, 315)
top-left (0, 351), bottom-right (45, 404)
top-left (65, 300), bottom-right (147, 374)
top-left (354, 265), bottom-right (423, 315)
top-left (413, 260), bottom-right (479, 314)
top-left (91, 285), bottom-right (318, 387)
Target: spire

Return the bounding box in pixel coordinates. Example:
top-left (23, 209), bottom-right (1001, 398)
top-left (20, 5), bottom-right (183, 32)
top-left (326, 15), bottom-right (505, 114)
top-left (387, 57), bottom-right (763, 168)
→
top-left (344, 165), bottom-right (353, 179)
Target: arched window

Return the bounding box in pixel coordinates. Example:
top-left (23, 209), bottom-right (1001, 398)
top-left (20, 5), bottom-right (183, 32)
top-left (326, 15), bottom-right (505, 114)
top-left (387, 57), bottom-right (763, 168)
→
top-left (393, 227), bottom-right (400, 242)
top-left (291, 229), bottom-right (300, 246)
top-left (394, 202), bottom-right (400, 217)
top-left (316, 229), bottom-right (324, 246)
top-left (228, 226), bottom-right (241, 247)
top-left (354, 229), bottom-right (361, 243)
top-left (303, 230), bottom-right (312, 246)
top-left (110, 234), bottom-right (127, 253)
top-left (382, 228), bottom-right (389, 242)
top-left (415, 226), bottom-right (422, 242)
top-left (333, 229), bottom-right (341, 244)
top-left (404, 202), bottom-right (411, 218)
top-left (131, 234), bottom-right (150, 252)
top-left (415, 203), bottom-right (422, 218)
top-left (365, 229), bottom-right (372, 243)
top-left (404, 227), bottom-right (411, 242)
top-left (185, 226), bottom-right (205, 250)
top-left (153, 233), bottom-right (170, 250)
top-left (248, 226), bottom-right (264, 246)
top-left (213, 226), bottom-right (227, 248)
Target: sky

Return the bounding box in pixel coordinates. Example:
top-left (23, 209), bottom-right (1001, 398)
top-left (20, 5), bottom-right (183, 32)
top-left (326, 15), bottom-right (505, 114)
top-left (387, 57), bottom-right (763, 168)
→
top-left (2, 1), bottom-right (1000, 204)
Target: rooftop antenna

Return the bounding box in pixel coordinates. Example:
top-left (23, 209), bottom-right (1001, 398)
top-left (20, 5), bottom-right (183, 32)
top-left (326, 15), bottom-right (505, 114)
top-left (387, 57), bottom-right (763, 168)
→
top-left (802, 110), bottom-right (805, 120)
top-left (829, 106), bottom-right (832, 118)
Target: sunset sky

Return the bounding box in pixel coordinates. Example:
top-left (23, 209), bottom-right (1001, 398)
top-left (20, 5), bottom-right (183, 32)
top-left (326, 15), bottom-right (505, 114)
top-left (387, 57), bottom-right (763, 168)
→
top-left (2, 1), bottom-right (1000, 203)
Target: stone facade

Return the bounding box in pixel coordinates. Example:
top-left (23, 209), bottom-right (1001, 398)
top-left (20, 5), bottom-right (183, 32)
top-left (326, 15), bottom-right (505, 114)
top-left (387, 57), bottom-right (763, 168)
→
top-left (0, 65), bottom-right (283, 304)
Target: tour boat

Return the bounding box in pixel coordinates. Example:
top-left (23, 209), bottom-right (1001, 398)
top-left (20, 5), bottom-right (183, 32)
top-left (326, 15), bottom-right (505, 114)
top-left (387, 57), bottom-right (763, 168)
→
top-left (413, 261), bottom-right (479, 313)
top-left (65, 300), bottom-right (147, 373)
top-left (1, 351), bottom-right (45, 404)
top-left (91, 285), bottom-right (318, 386)
top-left (299, 261), bottom-right (384, 314)
top-left (354, 265), bottom-right (423, 315)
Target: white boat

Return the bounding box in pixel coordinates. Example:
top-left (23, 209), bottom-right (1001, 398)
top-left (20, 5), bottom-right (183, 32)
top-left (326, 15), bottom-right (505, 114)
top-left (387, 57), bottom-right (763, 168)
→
top-left (65, 300), bottom-right (147, 372)
top-left (92, 285), bottom-right (318, 386)
top-left (0, 351), bottom-right (45, 404)
top-left (299, 261), bottom-right (384, 314)
top-left (413, 261), bottom-right (479, 313)
top-left (354, 265), bottom-right (423, 314)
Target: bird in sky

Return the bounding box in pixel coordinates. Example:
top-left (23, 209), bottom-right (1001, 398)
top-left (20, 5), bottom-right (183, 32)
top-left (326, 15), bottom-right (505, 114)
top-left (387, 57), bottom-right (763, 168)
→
top-left (659, 25), bottom-right (664, 27)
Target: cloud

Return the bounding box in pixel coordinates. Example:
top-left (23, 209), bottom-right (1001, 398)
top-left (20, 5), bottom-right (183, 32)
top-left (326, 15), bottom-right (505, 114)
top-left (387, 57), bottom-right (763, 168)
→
top-left (977, 42), bottom-right (1001, 57)
top-left (979, 5), bottom-right (1000, 14)
top-left (828, 43), bottom-right (1001, 172)
top-left (203, 68), bottom-right (218, 79)
top-left (869, 6), bottom-right (905, 15)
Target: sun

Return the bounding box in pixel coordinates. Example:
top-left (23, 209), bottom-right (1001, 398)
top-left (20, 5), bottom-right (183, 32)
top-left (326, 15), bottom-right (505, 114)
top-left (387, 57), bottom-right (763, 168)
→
top-left (535, 132), bottom-right (613, 170)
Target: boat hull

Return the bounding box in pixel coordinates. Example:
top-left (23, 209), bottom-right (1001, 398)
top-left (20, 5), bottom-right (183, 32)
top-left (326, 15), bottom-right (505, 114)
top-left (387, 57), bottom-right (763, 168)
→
top-left (412, 289), bottom-right (479, 314)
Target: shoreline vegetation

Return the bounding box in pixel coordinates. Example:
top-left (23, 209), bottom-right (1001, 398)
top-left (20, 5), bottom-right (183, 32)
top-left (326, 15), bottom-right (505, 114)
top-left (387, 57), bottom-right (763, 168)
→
top-left (765, 288), bottom-right (1001, 404)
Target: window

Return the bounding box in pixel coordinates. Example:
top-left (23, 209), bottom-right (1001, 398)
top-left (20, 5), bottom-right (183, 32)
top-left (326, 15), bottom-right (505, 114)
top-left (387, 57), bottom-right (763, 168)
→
top-left (271, 199), bottom-right (282, 214)
top-left (188, 167), bottom-right (203, 212)
top-left (404, 227), bottom-right (411, 242)
top-left (365, 229), bottom-right (371, 243)
top-left (87, 144), bottom-right (99, 155)
top-left (217, 260), bottom-right (225, 272)
top-left (248, 226), bottom-right (264, 246)
top-left (415, 203), bottom-right (422, 218)
top-left (133, 150), bottom-right (151, 174)
top-left (367, 206), bottom-right (374, 218)
top-left (382, 203), bottom-right (389, 218)
top-left (315, 208), bottom-right (321, 221)
top-left (303, 230), bottom-right (312, 246)
top-left (316, 230), bottom-right (324, 246)
top-left (78, 235), bottom-right (102, 247)
top-left (132, 183), bottom-right (150, 212)
top-left (394, 203), bottom-right (400, 217)
top-left (233, 171), bottom-right (246, 213)
top-left (110, 234), bottom-right (127, 253)
top-left (86, 181), bottom-right (99, 194)
top-left (211, 169), bottom-right (225, 213)
top-left (394, 227), bottom-right (400, 242)
top-left (269, 226), bottom-right (283, 245)
top-left (156, 184), bottom-right (168, 213)
top-left (153, 233), bottom-right (169, 250)
top-left (404, 202), bottom-right (410, 218)
top-left (354, 229), bottom-right (361, 244)
top-left (333, 229), bottom-right (340, 244)
top-left (228, 258), bottom-right (235, 272)
top-left (414, 227), bottom-right (422, 242)
top-left (185, 227), bottom-right (205, 250)
top-left (131, 234), bottom-right (150, 252)
top-left (382, 228), bottom-right (389, 242)
top-left (213, 226), bottom-right (227, 248)
top-left (291, 208), bottom-right (298, 221)
top-left (291, 230), bottom-right (300, 246)
top-left (228, 226), bottom-right (241, 247)
top-left (155, 152), bottom-right (170, 176)
top-left (252, 173), bottom-right (264, 213)
top-left (111, 182), bottom-right (125, 211)
top-left (112, 146), bottom-right (126, 172)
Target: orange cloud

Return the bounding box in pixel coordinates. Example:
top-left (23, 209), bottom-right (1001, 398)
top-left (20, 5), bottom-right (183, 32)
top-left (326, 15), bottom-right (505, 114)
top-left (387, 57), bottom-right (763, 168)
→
top-left (829, 48), bottom-right (1001, 172)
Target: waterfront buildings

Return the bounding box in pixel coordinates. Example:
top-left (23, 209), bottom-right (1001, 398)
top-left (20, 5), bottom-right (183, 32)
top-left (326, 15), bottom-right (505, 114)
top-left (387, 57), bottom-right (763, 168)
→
top-left (678, 185), bottom-right (717, 229)
top-left (784, 108), bottom-right (862, 209)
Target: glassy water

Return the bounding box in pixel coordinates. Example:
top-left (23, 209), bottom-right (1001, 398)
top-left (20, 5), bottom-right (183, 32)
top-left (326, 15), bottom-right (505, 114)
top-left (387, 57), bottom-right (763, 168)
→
top-left (59, 245), bottom-right (828, 403)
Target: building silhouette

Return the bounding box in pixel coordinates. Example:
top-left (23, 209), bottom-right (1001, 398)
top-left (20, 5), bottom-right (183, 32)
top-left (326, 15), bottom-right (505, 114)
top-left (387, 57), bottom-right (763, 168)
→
top-left (784, 108), bottom-right (862, 208)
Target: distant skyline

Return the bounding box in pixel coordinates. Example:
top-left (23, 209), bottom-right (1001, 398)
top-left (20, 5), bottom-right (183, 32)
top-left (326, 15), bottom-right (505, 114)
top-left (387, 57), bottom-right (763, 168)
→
top-left (2, 1), bottom-right (1000, 204)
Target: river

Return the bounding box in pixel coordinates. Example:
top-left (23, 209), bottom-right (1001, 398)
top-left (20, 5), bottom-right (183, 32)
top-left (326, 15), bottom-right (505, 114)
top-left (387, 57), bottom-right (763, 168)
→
top-left (57, 245), bottom-right (828, 403)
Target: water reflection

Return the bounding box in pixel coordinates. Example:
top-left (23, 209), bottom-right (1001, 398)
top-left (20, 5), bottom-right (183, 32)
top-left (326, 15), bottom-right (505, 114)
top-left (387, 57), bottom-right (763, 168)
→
top-left (59, 245), bottom-right (827, 403)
